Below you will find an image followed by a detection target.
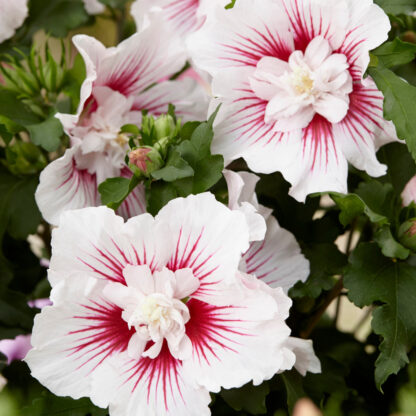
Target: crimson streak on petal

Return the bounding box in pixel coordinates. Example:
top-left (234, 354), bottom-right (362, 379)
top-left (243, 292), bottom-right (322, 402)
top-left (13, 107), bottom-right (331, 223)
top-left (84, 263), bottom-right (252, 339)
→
top-left (68, 299), bottom-right (134, 371)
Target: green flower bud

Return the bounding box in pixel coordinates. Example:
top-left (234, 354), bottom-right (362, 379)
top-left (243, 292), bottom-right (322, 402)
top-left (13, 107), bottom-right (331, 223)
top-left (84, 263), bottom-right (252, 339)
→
top-left (154, 115), bottom-right (178, 141)
top-left (128, 146), bottom-right (163, 178)
top-left (398, 218), bottom-right (416, 252)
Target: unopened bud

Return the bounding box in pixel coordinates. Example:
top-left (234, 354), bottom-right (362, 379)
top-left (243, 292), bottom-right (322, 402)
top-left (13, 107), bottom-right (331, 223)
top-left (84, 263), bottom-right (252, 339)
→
top-left (128, 146), bottom-right (162, 177)
top-left (154, 115), bottom-right (178, 141)
top-left (398, 218), bottom-right (416, 251)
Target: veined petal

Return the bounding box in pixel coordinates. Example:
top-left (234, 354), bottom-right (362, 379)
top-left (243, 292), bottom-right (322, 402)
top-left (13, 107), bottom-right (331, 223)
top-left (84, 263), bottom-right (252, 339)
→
top-left (287, 115), bottom-right (349, 202)
top-left (96, 344), bottom-right (211, 416)
top-left (131, 0), bottom-right (202, 37)
top-left (133, 77), bottom-right (209, 122)
top-left (56, 35), bottom-right (101, 132)
top-left (188, 0), bottom-right (294, 76)
top-left (49, 207), bottom-right (172, 287)
top-left (338, 0), bottom-right (390, 79)
top-left (280, 0), bottom-right (349, 51)
top-left (67, 23), bottom-right (186, 125)
top-left (25, 275), bottom-right (134, 406)
top-left (183, 276), bottom-right (294, 391)
top-left (211, 67), bottom-right (303, 173)
top-left (96, 25), bottom-right (186, 97)
top-left (35, 147), bottom-right (99, 226)
top-left (157, 193), bottom-right (250, 295)
top-left (334, 78), bottom-right (396, 177)
top-left (243, 216), bottom-right (309, 293)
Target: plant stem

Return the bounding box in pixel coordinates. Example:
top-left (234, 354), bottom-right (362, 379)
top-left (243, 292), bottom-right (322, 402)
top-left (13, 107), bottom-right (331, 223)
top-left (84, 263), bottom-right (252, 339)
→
top-left (300, 277), bottom-right (344, 339)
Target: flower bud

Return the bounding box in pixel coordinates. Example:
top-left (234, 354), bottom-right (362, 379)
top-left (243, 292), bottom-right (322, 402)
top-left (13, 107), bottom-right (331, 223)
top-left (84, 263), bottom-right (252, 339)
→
top-left (128, 146), bottom-right (163, 177)
top-left (154, 115), bottom-right (179, 141)
top-left (398, 218), bottom-right (416, 251)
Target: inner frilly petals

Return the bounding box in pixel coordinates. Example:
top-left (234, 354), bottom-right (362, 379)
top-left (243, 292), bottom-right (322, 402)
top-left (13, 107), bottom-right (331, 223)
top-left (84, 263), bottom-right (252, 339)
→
top-left (314, 93), bottom-right (350, 124)
top-left (123, 264), bottom-right (155, 294)
top-left (251, 35), bottom-right (353, 130)
top-left (303, 36), bottom-right (332, 69)
top-left (104, 266), bottom-right (197, 361)
top-left (127, 333), bottom-right (147, 360)
top-left (273, 106), bottom-right (315, 132)
top-left (172, 268), bottom-right (200, 299)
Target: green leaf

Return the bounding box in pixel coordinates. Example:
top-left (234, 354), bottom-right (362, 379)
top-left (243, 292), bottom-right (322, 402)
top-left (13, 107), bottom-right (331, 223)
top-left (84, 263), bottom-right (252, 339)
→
top-left (0, 124), bottom-right (13, 145)
top-left (374, 0), bottom-right (416, 14)
top-left (0, 169), bottom-right (41, 241)
top-left (21, 393), bottom-right (107, 416)
top-left (26, 116), bottom-right (63, 152)
top-left (175, 112), bottom-right (224, 194)
top-left (28, 0), bottom-right (90, 38)
top-left (180, 121), bottom-right (201, 141)
top-left (367, 65), bottom-right (416, 162)
top-left (146, 182), bottom-right (178, 216)
top-left (378, 142), bottom-right (416, 194)
top-left (330, 181), bottom-right (393, 226)
top-left (374, 226), bottom-right (410, 260)
top-left (290, 243), bottom-right (347, 298)
top-left (151, 150), bottom-right (194, 182)
top-left (0, 89), bottom-right (40, 127)
top-left (98, 177), bottom-right (131, 208)
top-left (220, 382), bottom-right (270, 415)
top-left (345, 243), bottom-right (416, 389)
top-left (280, 370), bottom-right (306, 413)
top-left (372, 39), bottom-right (416, 68)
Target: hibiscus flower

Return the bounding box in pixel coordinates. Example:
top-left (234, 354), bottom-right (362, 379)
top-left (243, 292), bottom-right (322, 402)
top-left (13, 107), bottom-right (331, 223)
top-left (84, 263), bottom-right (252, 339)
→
top-left (189, 0), bottom-right (398, 201)
top-left (36, 22), bottom-right (208, 225)
top-left (25, 193), bottom-right (315, 416)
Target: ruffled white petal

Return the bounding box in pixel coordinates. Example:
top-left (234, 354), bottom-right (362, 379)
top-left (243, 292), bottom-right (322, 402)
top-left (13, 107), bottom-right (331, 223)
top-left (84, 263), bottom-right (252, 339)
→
top-left (0, 0), bottom-right (28, 43)
top-left (133, 77), bottom-right (209, 122)
top-left (282, 337), bottom-right (321, 376)
top-left (338, 0), bottom-right (390, 79)
top-left (188, 0), bottom-right (294, 76)
top-left (95, 347), bottom-right (212, 416)
top-left (35, 147), bottom-right (99, 226)
top-left (334, 78), bottom-right (396, 178)
top-left (211, 67), bottom-right (303, 173)
top-left (183, 274), bottom-right (295, 391)
top-left (49, 207), bottom-right (172, 287)
top-left (25, 274), bottom-right (132, 405)
top-left (157, 193), bottom-right (250, 295)
top-left (243, 216), bottom-right (309, 293)
top-left (280, 0), bottom-right (348, 51)
top-left (224, 170), bottom-right (268, 241)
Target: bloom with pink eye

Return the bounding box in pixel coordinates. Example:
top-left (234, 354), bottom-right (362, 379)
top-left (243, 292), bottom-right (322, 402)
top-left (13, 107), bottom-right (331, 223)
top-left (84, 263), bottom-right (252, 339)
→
top-left (189, 0), bottom-right (398, 202)
top-left (25, 193), bottom-right (309, 416)
top-left (35, 20), bottom-right (209, 226)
